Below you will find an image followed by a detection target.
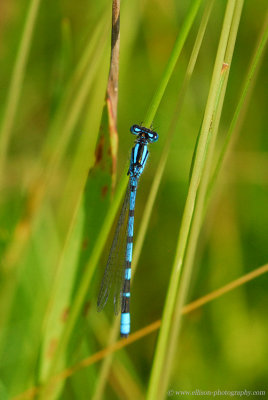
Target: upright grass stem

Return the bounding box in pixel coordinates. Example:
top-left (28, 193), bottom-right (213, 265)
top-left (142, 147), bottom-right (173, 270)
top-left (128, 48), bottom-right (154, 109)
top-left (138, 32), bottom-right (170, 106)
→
top-left (208, 11), bottom-right (268, 199)
top-left (0, 0), bottom-right (42, 184)
top-left (144, 0), bottom-right (202, 127)
top-left (106, 0), bottom-right (120, 190)
top-left (107, 0), bottom-right (120, 122)
top-left (158, 2), bottom-right (245, 395)
top-left (147, 1), bottom-right (237, 399)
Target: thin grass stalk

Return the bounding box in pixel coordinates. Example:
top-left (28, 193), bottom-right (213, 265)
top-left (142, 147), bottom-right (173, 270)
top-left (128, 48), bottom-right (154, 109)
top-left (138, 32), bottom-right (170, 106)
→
top-left (158, 2), bottom-right (245, 395)
top-left (106, 0), bottom-right (120, 190)
top-left (92, 321), bottom-right (120, 400)
top-left (79, 3), bottom-right (121, 397)
top-left (158, 63), bottom-right (229, 396)
top-left (147, 1), bottom-right (237, 398)
top-left (43, 40), bottom-right (109, 188)
top-left (208, 11), bottom-right (268, 199)
top-left (107, 0), bottom-right (120, 122)
top-left (0, 0), bottom-right (42, 183)
top-left (143, 0), bottom-right (202, 126)
top-left (42, 11), bottom-right (110, 157)
top-left (57, 1), bottom-right (119, 230)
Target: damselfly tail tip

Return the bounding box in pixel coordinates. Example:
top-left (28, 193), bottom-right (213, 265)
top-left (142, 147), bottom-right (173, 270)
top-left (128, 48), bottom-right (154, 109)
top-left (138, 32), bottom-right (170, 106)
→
top-left (120, 333), bottom-right (129, 339)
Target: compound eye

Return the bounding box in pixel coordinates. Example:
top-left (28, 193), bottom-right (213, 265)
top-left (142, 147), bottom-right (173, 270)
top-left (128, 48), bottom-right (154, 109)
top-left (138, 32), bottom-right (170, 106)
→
top-left (148, 131), bottom-right (159, 142)
top-left (130, 125), bottom-right (141, 135)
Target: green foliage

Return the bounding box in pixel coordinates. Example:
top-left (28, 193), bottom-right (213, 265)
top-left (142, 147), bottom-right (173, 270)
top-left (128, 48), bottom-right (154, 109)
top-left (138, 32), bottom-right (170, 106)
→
top-left (0, 0), bottom-right (267, 399)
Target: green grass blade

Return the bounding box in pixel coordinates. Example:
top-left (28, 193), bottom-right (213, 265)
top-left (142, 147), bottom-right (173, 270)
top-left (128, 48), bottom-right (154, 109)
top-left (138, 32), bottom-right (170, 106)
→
top-left (147, 1), bottom-right (237, 399)
top-left (208, 11), bottom-right (268, 198)
top-left (38, 204), bottom-right (84, 386)
top-left (159, 1), bottom-right (246, 394)
top-left (143, 0), bottom-right (202, 127)
top-left (0, 0), bottom-right (42, 182)
top-left (38, 55), bottom-right (110, 394)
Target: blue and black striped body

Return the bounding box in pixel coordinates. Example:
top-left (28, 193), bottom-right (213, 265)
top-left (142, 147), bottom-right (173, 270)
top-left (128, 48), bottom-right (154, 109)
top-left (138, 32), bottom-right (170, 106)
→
top-left (97, 125), bottom-right (158, 338)
top-left (120, 125), bottom-right (158, 336)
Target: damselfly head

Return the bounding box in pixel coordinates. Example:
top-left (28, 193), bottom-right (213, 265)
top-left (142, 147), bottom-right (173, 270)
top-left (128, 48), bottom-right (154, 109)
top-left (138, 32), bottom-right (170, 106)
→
top-left (130, 125), bottom-right (159, 143)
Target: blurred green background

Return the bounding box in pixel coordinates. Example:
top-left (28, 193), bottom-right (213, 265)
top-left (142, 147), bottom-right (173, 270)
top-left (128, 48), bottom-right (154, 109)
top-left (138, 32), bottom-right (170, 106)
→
top-left (0, 0), bottom-right (267, 399)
